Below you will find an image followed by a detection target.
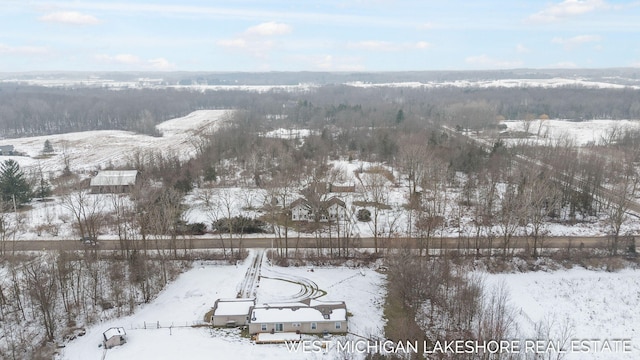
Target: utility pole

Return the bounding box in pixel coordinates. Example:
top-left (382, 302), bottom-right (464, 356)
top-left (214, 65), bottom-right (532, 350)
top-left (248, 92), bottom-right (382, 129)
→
top-left (12, 194), bottom-right (17, 254)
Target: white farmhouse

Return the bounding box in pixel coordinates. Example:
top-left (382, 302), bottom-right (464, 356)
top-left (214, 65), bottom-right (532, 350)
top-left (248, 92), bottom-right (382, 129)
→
top-left (290, 196), bottom-right (346, 222)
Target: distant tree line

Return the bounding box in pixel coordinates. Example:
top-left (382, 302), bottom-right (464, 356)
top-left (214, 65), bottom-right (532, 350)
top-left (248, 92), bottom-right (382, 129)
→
top-left (2, 83), bottom-right (640, 138)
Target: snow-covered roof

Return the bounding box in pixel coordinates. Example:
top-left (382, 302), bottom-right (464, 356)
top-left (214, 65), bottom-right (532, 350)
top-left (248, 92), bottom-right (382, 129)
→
top-left (251, 302), bottom-right (347, 323)
top-left (213, 298), bottom-right (256, 316)
top-left (103, 327), bottom-right (126, 340)
top-left (90, 170), bottom-right (138, 187)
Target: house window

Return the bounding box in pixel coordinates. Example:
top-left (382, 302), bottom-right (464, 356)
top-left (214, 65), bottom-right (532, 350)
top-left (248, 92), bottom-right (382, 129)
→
top-left (335, 322), bottom-right (342, 330)
top-left (261, 324), bottom-right (267, 331)
top-left (311, 322), bottom-right (317, 330)
top-left (275, 323), bottom-right (284, 332)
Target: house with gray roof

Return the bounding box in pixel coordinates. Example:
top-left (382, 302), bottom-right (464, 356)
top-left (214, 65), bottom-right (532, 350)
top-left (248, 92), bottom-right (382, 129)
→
top-left (247, 300), bottom-right (347, 335)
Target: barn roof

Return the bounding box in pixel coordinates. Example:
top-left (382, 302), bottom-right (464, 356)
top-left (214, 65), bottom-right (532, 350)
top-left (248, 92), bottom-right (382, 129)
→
top-left (90, 170), bottom-right (138, 187)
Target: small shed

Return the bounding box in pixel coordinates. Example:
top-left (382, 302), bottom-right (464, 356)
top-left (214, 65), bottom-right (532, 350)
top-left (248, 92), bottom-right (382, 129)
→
top-left (0, 145), bottom-right (15, 156)
top-left (103, 327), bottom-right (126, 349)
top-left (90, 170), bottom-right (139, 193)
top-left (211, 298), bottom-right (256, 327)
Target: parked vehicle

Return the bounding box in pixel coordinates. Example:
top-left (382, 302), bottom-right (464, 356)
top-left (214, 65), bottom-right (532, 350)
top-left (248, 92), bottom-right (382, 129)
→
top-left (80, 236), bottom-right (98, 246)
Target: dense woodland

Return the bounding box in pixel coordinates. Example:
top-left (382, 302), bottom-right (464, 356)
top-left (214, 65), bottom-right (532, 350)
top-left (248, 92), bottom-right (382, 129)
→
top-left (1, 76), bottom-right (640, 359)
top-left (2, 83), bottom-right (640, 138)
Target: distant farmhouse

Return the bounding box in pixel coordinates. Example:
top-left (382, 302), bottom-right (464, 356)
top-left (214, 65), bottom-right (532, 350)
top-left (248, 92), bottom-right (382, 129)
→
top-left (303, 182), bottom-right (356, 194)
top-left (210, 298), bottom-right (255, 327)
top-left (211, 298), bottom-right (348, 335)
top-left (103, 327), bottom-right (126, 349)
top-left (0, 145), bottom-right (15, 156)
top-left (90, 170), bottom-right (139, 193)
top-left (290, 197), bottom-right (347, 222)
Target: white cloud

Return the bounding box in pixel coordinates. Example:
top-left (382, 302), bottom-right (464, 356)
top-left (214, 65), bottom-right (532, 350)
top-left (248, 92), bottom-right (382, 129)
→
top-left (347, 41), bottom-right (430, 52)
top-left (417, 22), bottom-right (434, 30)
top-left (95, 53), bottom-right (139, 65)
top-left (311, 55), bottom-right (364, 71)
top-left (216, 38), bottom-right (247, 49)
top-left (39, 11), bottom-right (101, 25)
top-left (415, 41), bottom-right (431, 49)
top-left (552, 34), bottom-right (601, 49)
top-left (0, 43), bottom-right (49, 55)
top-left (516, 44), bottom-right (531, 53)
top-left (148, 58), bottom-right (174, 70)
top-left (465, 54), bottom-right (523, 69)
top-left (245, 22), bottom-right (292, 37)
top-left (95, 53), bottom-right (174, 70)
top-left (528, 0), bottom-right (609, 23)
top-left (217, 22), bottom-right (291, 58)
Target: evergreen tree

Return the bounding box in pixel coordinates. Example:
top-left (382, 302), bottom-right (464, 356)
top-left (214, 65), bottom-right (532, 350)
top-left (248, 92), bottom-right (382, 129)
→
top-left (395, 109), bottom-right (405, 124)
top-left (42, 139), bottom-right (54, 153)
top-left (0, 159), bottom-right (32, 206)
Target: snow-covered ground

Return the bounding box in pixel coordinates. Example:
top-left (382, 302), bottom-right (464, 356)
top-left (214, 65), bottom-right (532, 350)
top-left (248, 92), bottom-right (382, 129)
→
top-left (59, 250), bottom-right (386, 360)
top-left (262, 128), bottom-right (318, 139)
top-left (501, 119), bottom-right (640, 146)
top-left (6, 76), bottom-right (639, 91)
top-left (2, 114), bottom-right (639, 241)
top-left (483, 267), bottom-right (640, 359)
top-left (346, 78), bottom-right (640, 90)
top-left (0, 109), bottom-right (229, 176)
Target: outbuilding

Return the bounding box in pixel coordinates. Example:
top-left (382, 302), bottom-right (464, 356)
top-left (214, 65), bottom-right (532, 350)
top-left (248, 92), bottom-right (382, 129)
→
top-left (90, 170), bottom-right (139, 193)
top-left (103, 327), bottom-right (126, 349)
top-left (211, 298), bottom-right (256, 327)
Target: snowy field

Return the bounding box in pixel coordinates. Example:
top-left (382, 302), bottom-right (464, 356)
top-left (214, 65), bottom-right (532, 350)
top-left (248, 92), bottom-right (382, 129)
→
top-left (501, 119), bottom-right (640, 146)
top-left (0, 109), bottom-right (229, 176)
top-left (346, 78), bottom-right (640, 90)
top-left (5, 76), bottom-right (639, 91)
top-left (483, 267), bottom-right (640, 359)
top-left (59, 250), bottom-right (386, 360)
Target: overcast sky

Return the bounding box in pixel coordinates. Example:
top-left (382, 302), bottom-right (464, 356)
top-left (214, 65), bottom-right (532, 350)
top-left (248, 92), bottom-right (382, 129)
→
top-left (1, 0), bottom-right (639, 72)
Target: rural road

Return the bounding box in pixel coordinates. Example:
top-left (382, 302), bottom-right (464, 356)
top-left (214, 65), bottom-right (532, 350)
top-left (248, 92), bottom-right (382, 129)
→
top-left (0, 235), bottom-right (625, 252)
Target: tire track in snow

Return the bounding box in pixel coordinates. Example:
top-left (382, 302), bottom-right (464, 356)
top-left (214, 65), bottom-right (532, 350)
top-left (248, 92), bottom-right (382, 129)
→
top-left (237, 250), bottom-right (263, 298)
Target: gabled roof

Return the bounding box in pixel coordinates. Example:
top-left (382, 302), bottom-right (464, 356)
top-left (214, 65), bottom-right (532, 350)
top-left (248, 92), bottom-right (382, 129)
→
top-left (290, 198), bottom-right (310, 209)
top-left (325, 196), bottom-right (346, 208)
top-left (250, 301), bottom-right (347, 323)
top-left (90, 170), bottom-right (138, 187)
top-left (213, 298), bottom-right (256, 316)
top-left (103, 327), bottom-right (126, 340)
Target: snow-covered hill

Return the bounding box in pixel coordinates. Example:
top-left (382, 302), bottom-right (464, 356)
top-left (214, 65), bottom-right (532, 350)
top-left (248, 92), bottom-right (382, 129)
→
top-left (0, 110), bottom-right (229, 176)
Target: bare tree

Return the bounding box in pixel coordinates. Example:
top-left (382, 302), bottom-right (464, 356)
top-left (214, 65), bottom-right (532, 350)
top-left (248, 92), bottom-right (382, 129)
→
top-left (61, 187), bottom-right (105, 240)
top-left (497, 182), bottom-right (522, 257)
top-left (606, 171), bottom-right (637, 255)
top-left (25, 256), bottom-right (59, 342)
top-left (521, 169), bottom-right (561, 257)
top-left (359, 171), bottom-right (388, 253)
